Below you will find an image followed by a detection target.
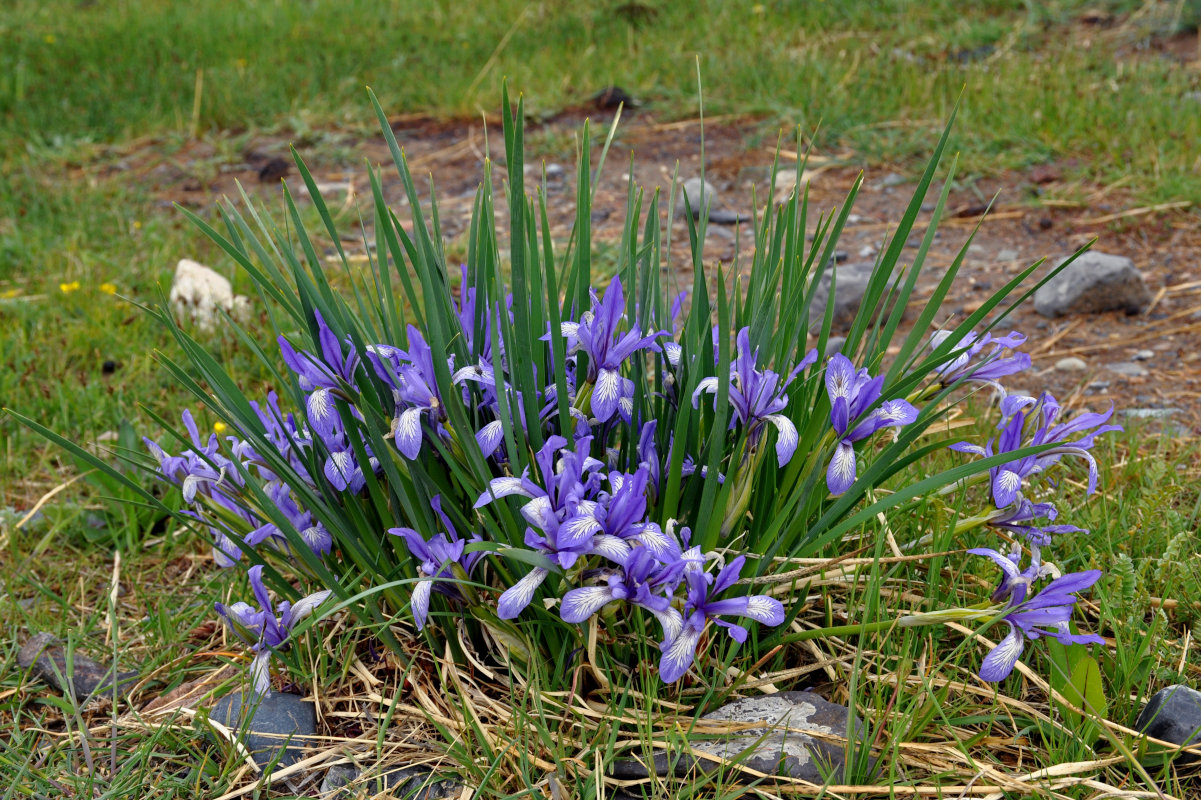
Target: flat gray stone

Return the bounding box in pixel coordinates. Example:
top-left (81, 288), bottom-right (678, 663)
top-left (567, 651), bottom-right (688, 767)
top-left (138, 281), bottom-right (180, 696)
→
top-left (318, 763), bottom-right (460, 799)
top-left (1106, 362), bottom-right (1149, 378)
top-left (1131, 349), bottom-right (1155, 361)
top-left (18, 632), bottom-right (138, 703)
top-left (996, 248), bottom-right (1020, 262)
top-left (1034, 252), bottom-right (1151, 317)
top-left (808, 262), bottom-right (901, 333)
top-left (676, 178), bottom-right (716, 219)
top-left (210, 691), bottom-right (318, 771)
top-left (610, 691), bottom-right (867, 783)
top-left (1136, 684), bottom-right (1201, 762)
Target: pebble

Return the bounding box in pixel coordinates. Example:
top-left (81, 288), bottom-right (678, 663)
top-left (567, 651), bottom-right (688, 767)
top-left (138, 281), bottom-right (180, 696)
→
top-left (996, 248), bottom-right (1020, 262)
top-left (209, 692), bottom-right (318, 771)
top-left (1055, 357), bottom-right (1088, 372)
top-left (1106, 362), bottom-right (1149, 378)
top-left (857, 244), bottom-right (877, 258)
top-left (1135, 684), bottom-right (1201, 763)
top-left (675, 177), bottom-right (716, 219)
top-left (1131, 349), bottom-right (1154, 361)
top-left (878, 172), bottom-right (907, 188)
top-left (1120, 408), bottom-right (1182, 420)
top-left (318, 763), bottom-right (460, 799)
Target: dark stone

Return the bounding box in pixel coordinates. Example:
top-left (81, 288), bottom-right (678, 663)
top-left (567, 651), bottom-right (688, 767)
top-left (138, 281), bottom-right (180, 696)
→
top-left (707, 209), bottom-right (747, 225)
top-left (101, 359), bottom-right (118, 375)
top-left (807, 262), bottom-right (901, 333)
top-left (17, 633), bottom-right (138, 703)
top-left (317, 761), bottom-right (462, 798)
top-left (257, 157), bottom-right (290, 183)
top-left (591, 86), bottom-right (637, 110)
top-left (209, 691), bottom-right (318, 771)
top-left (1034, 252), bottom-right (1151, 317)
top-left (1135, 684), bottom-right (1201, 762)
top-left (610, 691), bottom-right (868, 784)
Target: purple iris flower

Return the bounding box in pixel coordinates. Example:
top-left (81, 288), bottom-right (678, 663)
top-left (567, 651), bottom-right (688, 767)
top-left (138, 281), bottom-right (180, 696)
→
top-left (658, 555), bottom-right (785, 683)
top-left (474, 435), bottom-right (616, 618)
top-left (366, 327), bottom-right (445, 459)
top-left (987, 498), bottom-right (1086, 548)
top-left (693, 328), bottom-right (818, 468)
top-left (969, 557), bottom-right (1105, 682)
top-left (931, 330), bottom-right (1030, 392)
top-left (595, 468), bottom-right (682, 561)
top-left (560, 547), bottom-right (688, 644)
top-left (230, 392), bottom-right (316, 486)
top-left (950, 392), bottom-right (1122, 509)
top-left (824, 354), bottom-right (919, 495)
top-left (559, 276), bottom-right (666, 423)
top-left (244, 481), bottom-right (333, 557)
top-left (214, 564), bottom-right (331, 695)
top-left (389, 496), bottom-right (485, 630)
top-left (278, 310), bottom-right (361, 438)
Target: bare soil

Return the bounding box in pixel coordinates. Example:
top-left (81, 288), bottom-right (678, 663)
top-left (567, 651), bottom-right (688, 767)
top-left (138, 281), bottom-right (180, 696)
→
top-left (125, 110), bottom-right (1201, 431)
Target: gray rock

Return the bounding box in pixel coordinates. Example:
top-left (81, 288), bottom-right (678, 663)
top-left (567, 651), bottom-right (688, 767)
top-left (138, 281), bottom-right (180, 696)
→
top-left (857, 245), bottom-right (876, 259)
top-left (1136, 684), bottom-right (1201, 762)
top-left (1120, 407), bottom-right (1183, 420)
top-left (1034, 252), bottom-right (1151, 317)
top-left (708, 209), bottom-right (748, 225)
top-left (1106, 362), bottom-right (1149, 378)
top-left (318, 763), bottom-right (460, 799)
top-left (610, 691), bottom-right (867, 783)
top-left (210, 692), bottom-right (318, 771)
top-left (996, 248), bottom-right (1020, 262)
top-left (823, 336), bottom-right (847, 357)
top-left (1131, 349), bottom-right (1155, 361)
top-left (676, 178), bottom-right (716, 219)
top-left (807, 262), bottom-right (900, 333)
top-left (878, 172), bottom-right (907, 188)
top-left (320, 764), bottom-right (360, 798)
top-left (1055, 357), bottom-right (1088, 372)
top-left (17, 633), bottom-right (138, 703)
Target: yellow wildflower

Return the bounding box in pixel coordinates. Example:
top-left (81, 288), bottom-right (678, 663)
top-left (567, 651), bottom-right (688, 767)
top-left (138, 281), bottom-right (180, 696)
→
top-left (213, 421), bottom-right (228, 434)
top-left (100, 282), bottom-right (117, 295)
top-left (59, 281), bottom-right (81, 294)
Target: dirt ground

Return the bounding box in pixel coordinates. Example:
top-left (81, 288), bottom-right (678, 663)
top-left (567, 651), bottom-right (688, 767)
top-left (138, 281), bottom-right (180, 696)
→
top-left (127, 109), bottom-right (1201, 432)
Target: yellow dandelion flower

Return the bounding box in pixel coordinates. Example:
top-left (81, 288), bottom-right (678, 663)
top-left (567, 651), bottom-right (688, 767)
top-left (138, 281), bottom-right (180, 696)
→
top-left (213, 421), bottom-right (228, 434)
top-left (1, 289), bottom-right (20, 299)
top-left (59, 281), bottom-right (81, 294)
top-left (132, 220), bottom-right (142, 230)
top-left (100, 282), bottom-right (117, 295)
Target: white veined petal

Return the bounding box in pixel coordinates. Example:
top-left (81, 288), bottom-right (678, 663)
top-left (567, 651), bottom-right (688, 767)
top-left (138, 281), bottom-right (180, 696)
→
top-left (410, 579), bottom-right (433, 630)
top-left (590, 534), bottom-right (631, 565)
top-left (653, 608), bottom-right (684, 644)
top-left (474, 477), bottom-right (535, 508)
top-left (743, 595), bottom-right (785, 625)
top-left (659, 625), bottom-right (702, 683)
top-left (394, 406), bottom-right (424, 459)
top-left (663, 342), bottom-right (682, 367)
top-left (764, 414), bottom-right (799, 467)
top-left (249, 649), bottom-right (272, 697)
top-left (593, 368), bottom-right (624, 422)
top-left (560, 586), bottom-right (616, 623)
top-left (520, 495), bottom-right (555, 529)
top-left (497, 567), bottom-right (549, 619)
top-left (690, 376), bottom-right (721, 409)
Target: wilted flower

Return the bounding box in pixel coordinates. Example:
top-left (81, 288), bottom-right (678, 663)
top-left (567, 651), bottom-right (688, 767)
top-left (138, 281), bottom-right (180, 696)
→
top-left (214, 565), bottom-right (331, 695)
top-left (824, 354), bottom-right (918, 494)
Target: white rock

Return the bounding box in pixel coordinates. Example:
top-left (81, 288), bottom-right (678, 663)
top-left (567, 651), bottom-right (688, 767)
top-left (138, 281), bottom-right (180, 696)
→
top-left (169, 259), bottom-right (251, 332)
top-left (1055, 357), bottom-right (1088, 372)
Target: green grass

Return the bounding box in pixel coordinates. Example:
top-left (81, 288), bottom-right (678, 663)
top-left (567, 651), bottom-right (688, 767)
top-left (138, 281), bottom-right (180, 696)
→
top-left (3, 0), bottom-right (1201, 796)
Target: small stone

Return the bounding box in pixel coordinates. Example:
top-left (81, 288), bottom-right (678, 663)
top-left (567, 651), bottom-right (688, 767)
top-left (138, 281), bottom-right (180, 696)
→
top-left (320, 764), bottom-right (360, 798)
top-left (1120, 408), bottom-right (1183, 420)
top-left (1055, 357), bottom-right (1088, 372)
top-left (1131, 349), bottom-right (1154, 361)
top-left (905, 236), bottom-right (921, 248)
top-left (857, 244), bottom-right (876, 259)
top-left (823, 336), bottom-right (846, 357)
top-left (1135, 684), bottom-right (1201, 762)
top-left (591, 85), bottom-right (636, 110)
top-left (676, 178), bottom-right (717, 219)
top-left (1106, 362), bottom-right (1149, 378)
top-left (1033, 252), bottom-right (1151, 317)
top-left (380, 766), bottom-right (462, 799)
top-left (257, 157), bottom-right (290, 183)
top-left (209, 692), bottom-right (318, 771)
top-left (1087, 380), bottom-right (1110, 393)
top-left (996, 248), bottom-right (1020, 262)
top-left (878, 172), bottom-right (907, 188)
top-left (707, 209), bottom-right (747, 225)
top-left (610, 691), bottom-right (868, 782)
top-left (169, 259), bottom-right (252, 333)
top-left (17, 633), bottom-right (138, 703)
top-left (101, 359), bottom-right (118, 375)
